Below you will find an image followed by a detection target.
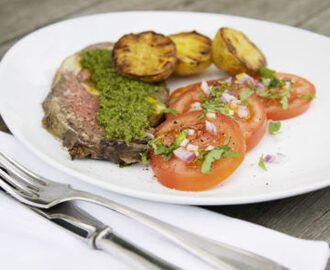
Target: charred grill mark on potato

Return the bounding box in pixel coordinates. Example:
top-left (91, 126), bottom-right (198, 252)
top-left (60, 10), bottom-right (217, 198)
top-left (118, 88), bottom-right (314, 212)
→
top-left (225, 38), bottom-right (237, 54)
top-left (212, 27), bottom-right (267, 76)
top-left (113, 31), bottom-right (176, 82)
top-left (169, 31), bottom-right (212, 76)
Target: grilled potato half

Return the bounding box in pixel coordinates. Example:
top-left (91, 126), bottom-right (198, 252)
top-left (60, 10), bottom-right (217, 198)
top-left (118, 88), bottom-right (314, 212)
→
top-left (212, 27), bottom-right (266, 76)
top-left (169, 31), bottom-right (212, 76)
top-left (113, 31), bottom-right (176, 82)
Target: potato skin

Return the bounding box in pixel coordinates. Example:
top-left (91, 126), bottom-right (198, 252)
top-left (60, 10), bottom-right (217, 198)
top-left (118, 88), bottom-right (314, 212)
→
top-left (169, 31), bottom-right (212, 76)
top-left (113, 31), bottom-right (176, 82)
top-left (212, 27), bottom-right (266, 76)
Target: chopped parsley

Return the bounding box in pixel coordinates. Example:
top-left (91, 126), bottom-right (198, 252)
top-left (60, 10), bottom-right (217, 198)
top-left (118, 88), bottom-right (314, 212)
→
top-left (280, 96), bottom-right (289, 109)
top-left (269, 121), bottom-right (281, 135)
top-left (198, 85), bottom-right (236, 120)
top-left (169, 97), bottom-right (179, 104)
top-left (299, 94), bottom-right (315, 100)
top-left (143, 133), bottom-right (241, 175)
top-left (161, 108), bottom-right (180, 115)
top-left (201, 148), bottom-right (225, 174)
top-left (258, 154), bottom-right (267, 171)
top-left (258, 68), bottom-right (291, 109)
top-left (141, 129), bottom-right (188, 163)
top-left (195, 138), bottom-right (241, 174)
top-left (239, 88), bottom-right (254, 103)
top-left (259, 68), bottom-right (286, 89)
top-left (259, 68), bottom-right (276, 78)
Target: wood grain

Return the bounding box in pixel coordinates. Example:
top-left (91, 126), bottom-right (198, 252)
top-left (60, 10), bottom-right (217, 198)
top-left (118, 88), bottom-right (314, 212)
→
top-left (0, 0), bottom-right (329, 268)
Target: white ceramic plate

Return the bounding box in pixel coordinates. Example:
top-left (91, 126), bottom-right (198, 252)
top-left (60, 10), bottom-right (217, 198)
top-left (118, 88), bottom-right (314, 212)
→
top-left (0, 11), bottom-right (329, 205)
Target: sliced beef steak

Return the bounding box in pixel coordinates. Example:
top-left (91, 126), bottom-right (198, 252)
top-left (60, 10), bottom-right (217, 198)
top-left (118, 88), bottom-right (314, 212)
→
top-left (42, 42), bottom-right (169, 164)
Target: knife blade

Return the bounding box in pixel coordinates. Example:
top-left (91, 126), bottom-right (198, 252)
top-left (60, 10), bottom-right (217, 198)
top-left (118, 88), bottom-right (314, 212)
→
top-left (1, 188), bottom-right (182, 270)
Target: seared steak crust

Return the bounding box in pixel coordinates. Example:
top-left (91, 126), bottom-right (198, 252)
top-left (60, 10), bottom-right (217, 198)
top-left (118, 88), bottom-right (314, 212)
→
top-left (42, 42), bottom-right (169, 164)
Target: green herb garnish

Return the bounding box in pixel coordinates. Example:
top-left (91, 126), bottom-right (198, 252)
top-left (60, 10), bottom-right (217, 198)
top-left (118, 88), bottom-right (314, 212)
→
top-left (201, 148), bottom-right (225, 174)
top-left (169, 97), bottom-right (179, 104)
top-left (195, 138), bottom-right (241, 174)
top-left (259, 68), bottom-right (286, 89)
top-left (258, 154), bottom-right (267, 171)
top-left (141, 150), bottom-right (149, 164)
top-left (161, 108), bottom-right (180, 115)
top-left (239, 88), bottom-right (254, 103)
top-left (142, 129), bottom-right (188, 163)
top-left (269, 121), bottom-right (281, 135)
top-left (258, 68), bottom-right (291, 109)
top-left (198, 95), bottom-right (235, 120)
top-left (280, 96), bottom-right (289, 109)
top-left (257, 87), bottom-right (290, 99)
top-left (299, 94), bottom-right (315, 100)
top-left (259, 68), bottom-right (276, 78)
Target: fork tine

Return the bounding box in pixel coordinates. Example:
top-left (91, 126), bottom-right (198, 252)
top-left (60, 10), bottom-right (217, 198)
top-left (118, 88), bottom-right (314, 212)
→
top-left (0, 155), bottom-right (43, 192)
top-left (0, 151), bottom-right (46, 186)
top-left (0, 167), bottom-right (38, 202)
top-left (0, 166), bottom-right (40, 195)
top-left (0, 160), bottom-right (42, 192)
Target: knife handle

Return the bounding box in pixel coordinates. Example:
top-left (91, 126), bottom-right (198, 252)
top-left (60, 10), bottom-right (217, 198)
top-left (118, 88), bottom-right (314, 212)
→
top-left (94, 227), bottom-right (182, 270)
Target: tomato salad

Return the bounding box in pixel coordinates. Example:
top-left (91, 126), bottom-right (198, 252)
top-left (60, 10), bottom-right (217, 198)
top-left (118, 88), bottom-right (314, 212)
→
top-left (256, 69), bottom-right (316, 120)
top-left (145, 111), bottom-right (246, 191)
top-left (167, 76), bottom-right (267, 151)
top-left (144, 68), bottom-right (315, 191)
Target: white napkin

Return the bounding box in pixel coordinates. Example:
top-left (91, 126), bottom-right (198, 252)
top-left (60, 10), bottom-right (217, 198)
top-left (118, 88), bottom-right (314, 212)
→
top-left (0, 131), bottom-right (328, 270)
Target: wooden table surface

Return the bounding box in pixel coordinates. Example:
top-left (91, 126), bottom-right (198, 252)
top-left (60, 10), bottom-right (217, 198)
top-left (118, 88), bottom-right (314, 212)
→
top-left (0, 0), bottom-right (329, 268)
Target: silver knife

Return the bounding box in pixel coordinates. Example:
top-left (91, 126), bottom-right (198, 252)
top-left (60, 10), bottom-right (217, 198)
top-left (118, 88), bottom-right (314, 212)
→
top-left (1, 189), bottom-right (182, 270)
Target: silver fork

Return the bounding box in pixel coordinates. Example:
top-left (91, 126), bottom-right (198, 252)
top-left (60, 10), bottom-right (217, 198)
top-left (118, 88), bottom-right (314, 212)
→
top-left (0, 151), bottom-right (288, 270)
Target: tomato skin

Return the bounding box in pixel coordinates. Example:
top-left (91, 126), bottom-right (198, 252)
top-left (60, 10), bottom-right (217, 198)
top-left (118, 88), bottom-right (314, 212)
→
top-left (169, 80), bottom-right (218, 103)
top-left (168, 79), bottom-right (267, 151)
top-left (260, 73), bottom-right (316, 120)
top-left (236, 93), bottom-right (267, 151)
top-left (150, 111), bottom-right (246, 191)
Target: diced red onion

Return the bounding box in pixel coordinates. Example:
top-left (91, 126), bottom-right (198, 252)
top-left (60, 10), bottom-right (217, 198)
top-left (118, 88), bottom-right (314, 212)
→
top-left (205, 120), bottom-right (219, 137)
top-left (228, 90), bottom-right (238, 97)
top-left (201, 80), bottom-right (210, 96)
top-left (180, 138), bottom-right (189, 147)
top-left (173, 147), bottom-right (196, 163)
top-left (224, 77), bottom-right (232, 83)
top-left (238, 73), bottom-right (266, 93)
top-left (255, 82), bottom-right (266, 93)
top-left (264, 154), bottom-right (274, 163)
top-left (264, 153), bottom-right (286, 164)
top-left (238, 73), bottom-right (258, 85)
top-left (220, 91), bottom-right (238, 103)
top-left (187, 129), bottom-right (195, 136)
top-left (205, 145), bottom-right (215, 151)
top-left (237, 105), bottom-right (249, 118)
top-left (189, 102), bottom-right (202, 111)
top-left (206, 112), bottom-right (216, 119)
top-left (187, 144), bottom-right (199, 151)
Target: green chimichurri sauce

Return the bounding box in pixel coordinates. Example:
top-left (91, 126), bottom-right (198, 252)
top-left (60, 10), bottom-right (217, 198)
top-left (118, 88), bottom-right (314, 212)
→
top-left (80, 49), bottom-right (164, 144)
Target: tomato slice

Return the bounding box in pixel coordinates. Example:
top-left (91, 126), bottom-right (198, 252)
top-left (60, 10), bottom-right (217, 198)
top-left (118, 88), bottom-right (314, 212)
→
top-left (169, 80), bottom-right (218, 103)
top-left (167, 79), bottom-right (267, 151)
top-left (237, 93), bottom-right (267, 151)
top-left (258, 73), bottom-right (316, 120)
top-left (150, 111), bottom-right (246, 191)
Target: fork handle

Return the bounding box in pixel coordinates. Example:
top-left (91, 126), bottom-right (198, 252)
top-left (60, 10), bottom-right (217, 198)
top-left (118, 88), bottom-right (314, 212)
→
top-left (94, 227), bottom-right (182, 270)
top-left (70, 190), bottom-right (288, 270)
